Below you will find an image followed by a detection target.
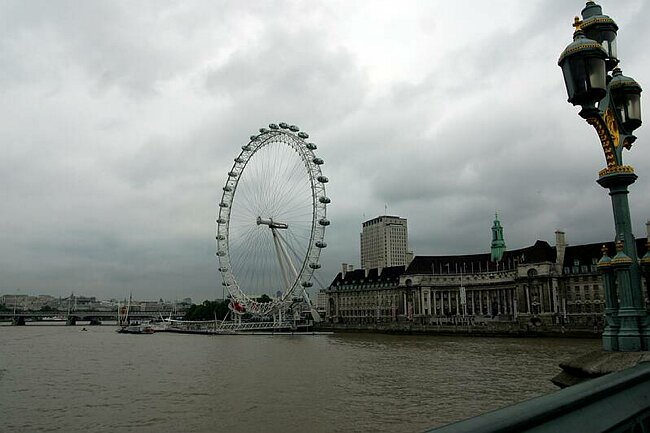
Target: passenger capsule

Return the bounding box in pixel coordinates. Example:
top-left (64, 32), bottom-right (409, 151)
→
top-left (309, 263), bottom-right (321, 269)
top-left (279, 122), bottom-right (289, 129)
top-left (269, 123), bottom-right (279, 130)
top-left (250, 135), bottom-right (257, 141)
top-left (298, 132), bottom-right (309, 139)
top-left (216, 235), bottom-right (225, 240)
top-left (301, 281), bottom-right (314, 287)
top-left (315, 241), bottom-right (327, 248)
top-left (216, 251), bottom-right (226, 256)
top-left (289, 125), bottom-right (299, 132)
top-left (319, 196), bottom-right (331, 204)
top-left (319, 218), bottom-right (330, 226)
top-left (242, 145), bottom-right (251, 151)
top-left (306, 142), bottom-right (317, 150)
top-left (317, 175), bottom-right (328, 183)
top-left (223, 186), bottom-right (232, 192)
top-left (228, 171), bottom-right (238, 177)
top-left (259, 128), bottom-right (268, 133)
top-left (234, 157), bottom-right (244, 163)
top-left (218, 267), bottom-right (228, 272)
top-left (217, 218), bottom-right (226, 224)
top-left (313, 157), bottom-right (324, 165)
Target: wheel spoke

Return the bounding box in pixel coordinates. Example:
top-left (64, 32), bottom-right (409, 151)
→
top-left (216, 126), bottom-right (328, 317)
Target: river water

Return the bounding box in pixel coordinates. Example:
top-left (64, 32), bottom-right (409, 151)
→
top-left (0, 325), bottom-right (599, 433)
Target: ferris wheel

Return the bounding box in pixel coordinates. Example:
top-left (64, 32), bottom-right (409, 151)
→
top-left (216, 122), bottom-right (330, 319)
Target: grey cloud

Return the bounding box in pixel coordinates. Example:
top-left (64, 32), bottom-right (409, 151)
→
top-left (204, 28), bottom-right (367, 125)
top-left (1, 1), bottom-right (649, 302)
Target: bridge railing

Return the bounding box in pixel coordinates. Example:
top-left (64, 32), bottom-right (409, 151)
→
top-left (425, 361), bottom-right (650, 433)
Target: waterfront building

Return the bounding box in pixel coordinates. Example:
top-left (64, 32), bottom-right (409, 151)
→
top-left (0, 294), bottom-right (60, 311)
top-left (315, 289), bottom-right (329, 316)
top-left (326, 265), bottom-right (406, 323)
top-left (326, 218), bottom-right (649, 329)
top-left (360, 215), bottom-right (412, 270)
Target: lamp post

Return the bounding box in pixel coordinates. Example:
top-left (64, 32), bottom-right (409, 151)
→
top-left (559, 1), bottom-right (647, 352)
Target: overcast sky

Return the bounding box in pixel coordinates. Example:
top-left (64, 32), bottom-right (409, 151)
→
top-left (1, 0), bottom-right (649, 302)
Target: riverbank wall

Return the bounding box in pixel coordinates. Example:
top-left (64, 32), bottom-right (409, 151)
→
top-left (316, 321), bottom-right (601, 339)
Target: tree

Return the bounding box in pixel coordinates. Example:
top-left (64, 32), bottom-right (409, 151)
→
top-left (183, 299), bottom-right (230, 321)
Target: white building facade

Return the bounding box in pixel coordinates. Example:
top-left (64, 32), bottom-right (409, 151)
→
top-left (360, 215), bottom-right (411, 270)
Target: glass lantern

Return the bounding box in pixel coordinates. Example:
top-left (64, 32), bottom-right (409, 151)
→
top-left (559, 30), bottom-right (608, 109)
top-left (581, 1), bottom-right (619, 70)
top-left (610, 68), bottom-right (643, 132)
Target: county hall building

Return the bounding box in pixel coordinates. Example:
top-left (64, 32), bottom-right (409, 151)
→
top-left (325, 216), bottom-right (649, 329)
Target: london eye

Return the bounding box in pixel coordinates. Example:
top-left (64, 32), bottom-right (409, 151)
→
top-left (216, 123), bottom-right (330, 320)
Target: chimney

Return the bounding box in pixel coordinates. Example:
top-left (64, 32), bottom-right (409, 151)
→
top-left (555, 230), bottom-right (567, 269)
top-left (342, 263), bottom-right (348, 279)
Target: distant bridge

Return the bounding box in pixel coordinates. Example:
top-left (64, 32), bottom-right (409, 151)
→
top-left (0, 310), bottom-right (178, 325)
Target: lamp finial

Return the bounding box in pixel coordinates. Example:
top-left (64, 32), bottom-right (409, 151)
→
top-left (573, 16), bottom-right (583, 30)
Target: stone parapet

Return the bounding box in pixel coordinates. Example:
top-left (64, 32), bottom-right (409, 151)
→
top-left (551, 350), bottom-right (650, 388)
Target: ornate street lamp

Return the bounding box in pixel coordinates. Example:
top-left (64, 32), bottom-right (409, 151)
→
top-left (580, 1), bottom-right (619, 69)
top-left (558, 19), bottom-right (607, 111)
top-left (609, 69), bottom-right (643, 132)
top-left (559, 2), bottom-right (648, 352)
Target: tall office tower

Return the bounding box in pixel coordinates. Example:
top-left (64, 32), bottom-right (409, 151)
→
top-left (360, 215), bottom-right (410, 269)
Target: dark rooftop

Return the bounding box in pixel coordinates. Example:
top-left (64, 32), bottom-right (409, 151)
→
top-left (329, 265), bottom-right (405, 287)
top-left (406, 240), bottom-right (556, 275)
top-left (563, 238), bottom-right (648, 267)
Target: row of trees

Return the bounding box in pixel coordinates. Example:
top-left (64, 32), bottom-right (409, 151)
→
top-left (183, 295), bottom-right (273, 321)
top-left (184, 300), bottom-right (230, 321)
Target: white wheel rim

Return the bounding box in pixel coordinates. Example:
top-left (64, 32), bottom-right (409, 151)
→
top-left (216, 125), bottom-right (329, 317)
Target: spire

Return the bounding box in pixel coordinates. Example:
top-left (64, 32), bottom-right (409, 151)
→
top-left (491, 212), bottom-right (506, 262)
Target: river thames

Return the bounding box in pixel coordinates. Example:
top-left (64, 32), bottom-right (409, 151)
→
top-left (0, 325), bottom-right (599, 433)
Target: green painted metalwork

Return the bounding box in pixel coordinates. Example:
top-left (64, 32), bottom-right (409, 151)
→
top-left (425, 361), bottom-right (650, 433)
top-left (490, 213), bottom-right (506, 262)
top-left (559, 1), bottom-right (648, 352)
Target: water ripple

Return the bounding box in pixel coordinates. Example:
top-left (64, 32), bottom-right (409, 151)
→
top-left (0, 327), bottom-right (598, 432)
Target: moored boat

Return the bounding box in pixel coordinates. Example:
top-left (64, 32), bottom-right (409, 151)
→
top-left (117, 323), bottom-right (155, 334)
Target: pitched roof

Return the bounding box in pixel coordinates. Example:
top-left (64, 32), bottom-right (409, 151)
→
top-left (405, 240), bottom-right (556, 275)
top-left (327, 237), bottom-right (649, 284)
top-left (563, 237), bottom-right (648, 267)
top-left (329, 265), bottom-right (406, 286)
